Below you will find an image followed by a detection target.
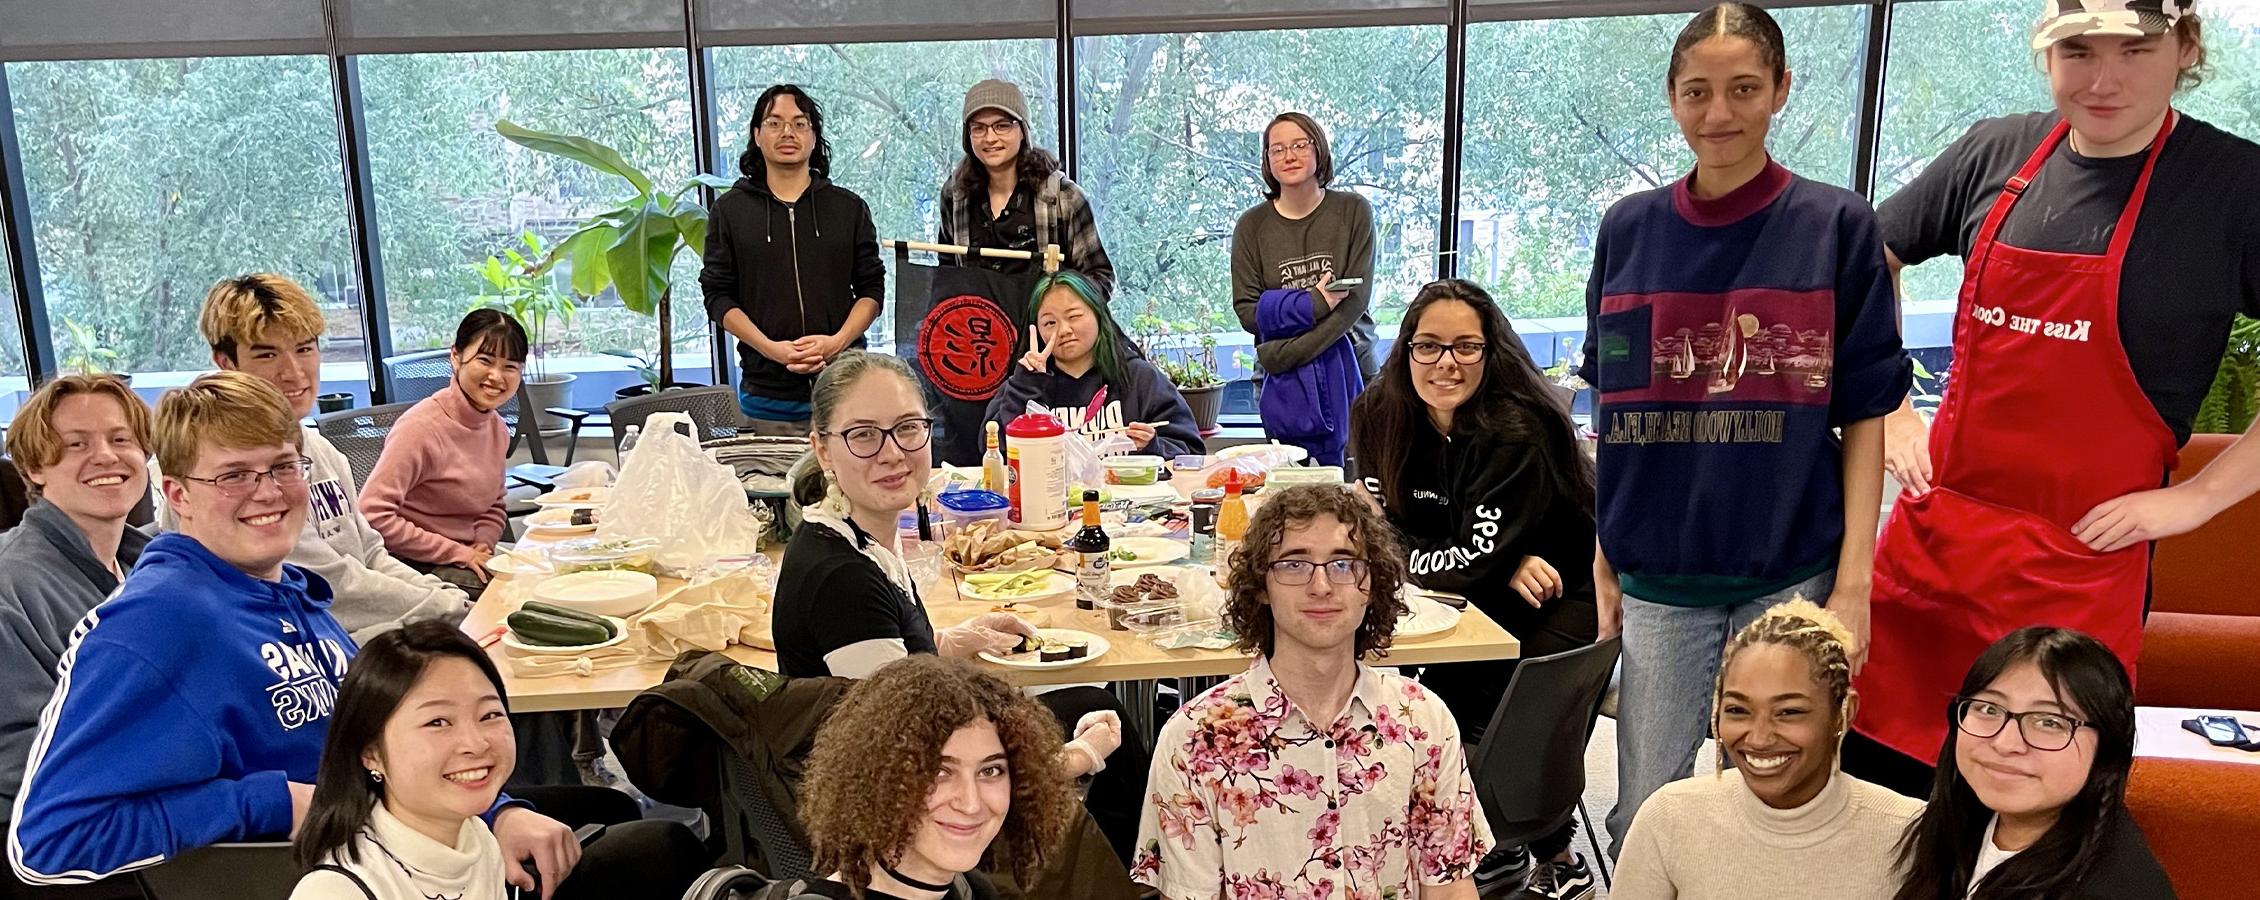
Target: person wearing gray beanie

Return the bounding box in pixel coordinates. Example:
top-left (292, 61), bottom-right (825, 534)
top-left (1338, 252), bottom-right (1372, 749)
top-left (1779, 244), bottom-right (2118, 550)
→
top-left (939, 79), bottom-right (1114, 300)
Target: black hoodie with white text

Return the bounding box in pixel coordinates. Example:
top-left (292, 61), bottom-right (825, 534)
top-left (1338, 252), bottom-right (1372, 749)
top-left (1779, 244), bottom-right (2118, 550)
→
top-left (700, 172), bottom-right (886, 404)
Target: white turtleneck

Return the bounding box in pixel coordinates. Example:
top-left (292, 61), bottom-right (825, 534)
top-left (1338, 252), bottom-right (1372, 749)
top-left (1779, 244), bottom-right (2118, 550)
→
top-left (1611, 768), bottom-right (1926, 900)
top-left (289, 802), bottom-right (508, 900)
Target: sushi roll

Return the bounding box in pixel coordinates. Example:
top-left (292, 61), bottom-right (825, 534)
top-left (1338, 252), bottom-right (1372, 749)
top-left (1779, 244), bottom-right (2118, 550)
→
top-left (1056, 637), bottom-right (1090, 661)
top-left (1038, 639), bottom-right (1073, 663)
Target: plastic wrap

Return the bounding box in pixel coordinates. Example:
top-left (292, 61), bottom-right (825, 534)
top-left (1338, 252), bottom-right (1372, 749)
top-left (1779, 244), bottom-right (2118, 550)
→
top-left (597, 411), bottom-right (762, 575)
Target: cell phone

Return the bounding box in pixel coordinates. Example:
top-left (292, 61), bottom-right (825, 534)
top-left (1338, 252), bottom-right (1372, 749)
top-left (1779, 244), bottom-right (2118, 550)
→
top-left (1328, 277), bottom-right (1365, 288)
top-left (2197, 715), bottom-right (2250, 746)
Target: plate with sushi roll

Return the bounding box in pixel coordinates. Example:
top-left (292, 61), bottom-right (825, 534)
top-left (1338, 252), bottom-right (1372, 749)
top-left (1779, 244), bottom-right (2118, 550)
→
top-left (980, 628), bottom-right (1111, 670)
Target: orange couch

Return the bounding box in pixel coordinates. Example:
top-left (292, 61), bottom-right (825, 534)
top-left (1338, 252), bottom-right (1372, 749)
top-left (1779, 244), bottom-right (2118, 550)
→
top-left (2139, 433), bottom-right (2260, 710)
top-left (2126, 756), bottom-right (2260, 900)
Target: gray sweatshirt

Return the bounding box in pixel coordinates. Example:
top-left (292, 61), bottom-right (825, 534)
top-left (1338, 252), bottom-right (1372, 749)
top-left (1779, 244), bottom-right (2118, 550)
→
top-left (0, 501), bottom-right (148, 820)
top-left (1229, 189), bottom-right (1381, 377)
top-left (155, 426), bottom-right (468, 641)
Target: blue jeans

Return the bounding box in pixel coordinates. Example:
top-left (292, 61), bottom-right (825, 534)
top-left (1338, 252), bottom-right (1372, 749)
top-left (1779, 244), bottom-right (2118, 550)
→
top-left (1603, 567), bottom-right (1836, 858)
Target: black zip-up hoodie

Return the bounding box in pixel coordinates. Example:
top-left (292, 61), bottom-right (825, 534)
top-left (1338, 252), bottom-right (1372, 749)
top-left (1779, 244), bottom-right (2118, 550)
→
top-left (699, 171), bottom-right (886, 403)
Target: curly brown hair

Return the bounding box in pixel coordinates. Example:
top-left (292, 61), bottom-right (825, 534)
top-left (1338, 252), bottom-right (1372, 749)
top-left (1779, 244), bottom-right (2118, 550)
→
top-left (800, 656), bottom-right (1075, 894)
top-left (1224, 484), bottom-right (1407, 660)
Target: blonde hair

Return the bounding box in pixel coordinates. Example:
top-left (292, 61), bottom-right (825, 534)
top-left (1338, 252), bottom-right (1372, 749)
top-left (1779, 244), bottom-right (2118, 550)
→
top-left (198, 273), bottom-right (326, 362)
top-left (1711, 598), bottom-right (1856, 773)
top-left (153, 371), bottom-right (304, 477)
top-left (5, 375), bottom-right (152, 500)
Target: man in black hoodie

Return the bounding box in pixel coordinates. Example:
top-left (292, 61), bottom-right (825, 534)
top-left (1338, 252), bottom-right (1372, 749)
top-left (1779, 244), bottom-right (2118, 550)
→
top-left (701, 84), bottom-right (886, 434)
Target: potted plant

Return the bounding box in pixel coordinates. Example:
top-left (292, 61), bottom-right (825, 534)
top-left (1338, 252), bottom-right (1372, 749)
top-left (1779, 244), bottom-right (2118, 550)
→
top-left (60, 317), bottom-right (122, 379)
top-left (1155, 333), bottom-right (1225, 436)
top-left (494, 119), bottom-right (732, 395)
top-left (600, 348), bottom-right (666, 399)
top-left (471, 231), bottom-right (580, 434)
top-left (2195, 313), bottom-right (2260, 434)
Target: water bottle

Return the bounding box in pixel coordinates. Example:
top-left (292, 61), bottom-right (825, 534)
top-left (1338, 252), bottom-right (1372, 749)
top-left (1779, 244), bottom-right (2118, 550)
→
top-left (618, 424), bottom-right (642, 458)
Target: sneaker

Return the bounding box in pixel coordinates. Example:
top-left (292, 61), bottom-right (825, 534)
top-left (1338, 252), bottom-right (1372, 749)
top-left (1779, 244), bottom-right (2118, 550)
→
top-left (1473, 844), bottom-right (1533, 896)
top-left (1511, 854), bottom-right (1595, 900)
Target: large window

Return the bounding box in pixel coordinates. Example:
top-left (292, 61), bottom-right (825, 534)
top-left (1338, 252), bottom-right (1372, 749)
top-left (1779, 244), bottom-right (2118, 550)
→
top-left (1459, 8), bottom-right (1869, 321)
top-left (360, 48), bottom-right (699, 397)
top-left (1075, 25), bottom-right (1448, 338)
top-left (709, 39), bottom-right (1058, 350)
top-left (0, 210), bottom-right (23, 420)
top-left (6, 56), bottom-right (361, 393)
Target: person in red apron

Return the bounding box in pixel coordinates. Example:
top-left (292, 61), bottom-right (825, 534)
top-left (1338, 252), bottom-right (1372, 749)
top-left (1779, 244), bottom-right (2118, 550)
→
top-left (1851, 0), bottom-right (2260, 796)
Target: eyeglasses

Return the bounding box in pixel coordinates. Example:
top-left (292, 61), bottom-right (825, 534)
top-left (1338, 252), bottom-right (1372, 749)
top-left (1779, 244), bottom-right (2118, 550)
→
top-left (761, 118), bottom-right (812, 135)
top-left (1408, 340), bottom-right (1488, 365)
top-left (180, 458), bottom-right (313, 497)
top-left (968, 119), bottom-right (1022, 139)
top-left (1954, 698), bottom-right (2090, 752)
top-left (1267, 558), bottom-right (1369, 586)
top-left (1266, 138), bottom-right (1316, 159)
top-left (825, 418), bottom-right (935, 459)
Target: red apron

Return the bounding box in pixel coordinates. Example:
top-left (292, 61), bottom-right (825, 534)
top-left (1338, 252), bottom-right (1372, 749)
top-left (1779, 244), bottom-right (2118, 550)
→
top-left (1856, 114), bottom-right (2179, 764)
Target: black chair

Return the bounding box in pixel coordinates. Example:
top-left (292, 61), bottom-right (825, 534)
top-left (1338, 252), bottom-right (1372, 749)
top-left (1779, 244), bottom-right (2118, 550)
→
top-left (136, 841), bottom-right (299, 900)
top-left (383, 348), bottom-right (588, 466)
top-left (603, 386), bottom-right (740, 453)
top-left (722, 750), bottom-right (814, 881)
top-left (1468, 636), bottom-right (1623, 890)
top-left (312, 402), bottom-right (553, 526)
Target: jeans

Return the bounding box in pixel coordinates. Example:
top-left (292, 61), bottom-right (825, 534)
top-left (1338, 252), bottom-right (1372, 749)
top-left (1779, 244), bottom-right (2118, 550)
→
top-left (1604, 567), bottom-right (1835, 858)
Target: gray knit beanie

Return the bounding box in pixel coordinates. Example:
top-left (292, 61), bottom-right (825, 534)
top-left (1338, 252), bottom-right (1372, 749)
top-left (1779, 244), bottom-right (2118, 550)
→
top-left (961, 79), bottom-right (1031, 127)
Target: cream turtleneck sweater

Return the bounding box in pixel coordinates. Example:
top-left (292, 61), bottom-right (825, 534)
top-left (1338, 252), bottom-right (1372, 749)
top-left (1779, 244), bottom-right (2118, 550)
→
top-left (288, 803), bottom-right (508, 900)
top-left (1612, 768), bottom-right (1924, 900)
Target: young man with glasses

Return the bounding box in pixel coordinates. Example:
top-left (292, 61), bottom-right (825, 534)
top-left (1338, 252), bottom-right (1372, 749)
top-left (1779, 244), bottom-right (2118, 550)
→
top-left (1231, 112), bottom-right (1381, 465)
top-left (155, 273), bottom-right (468, 643)
top-left (1133, 484), bottom-right (1490, 900)
top-left (702, 83), bottom-right (884, 436)
top-left (938, 79), bottom-right (1114, 296)
top-left (8, 373), bottom-right (583, 890)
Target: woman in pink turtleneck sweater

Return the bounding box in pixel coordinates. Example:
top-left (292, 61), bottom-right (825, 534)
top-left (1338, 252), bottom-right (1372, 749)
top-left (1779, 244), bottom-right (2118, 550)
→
top-left (360, 310), bottom-right (526, 596)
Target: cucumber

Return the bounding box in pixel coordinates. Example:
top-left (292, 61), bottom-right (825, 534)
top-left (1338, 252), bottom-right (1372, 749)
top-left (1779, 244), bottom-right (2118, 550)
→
top-left (507, 609), bottom-right (615, 647)
top-left (520, 601), bottom-right (612, 629)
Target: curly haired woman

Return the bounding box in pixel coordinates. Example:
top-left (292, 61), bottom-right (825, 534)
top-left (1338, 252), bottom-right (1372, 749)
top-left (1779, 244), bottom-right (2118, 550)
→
top-left (768, 655), bottom-right (1079, 900)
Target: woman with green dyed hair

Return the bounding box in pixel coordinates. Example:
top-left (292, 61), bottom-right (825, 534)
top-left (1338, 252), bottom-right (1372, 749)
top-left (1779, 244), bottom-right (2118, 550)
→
top-left (983, 270), bottom-right (1204, 458)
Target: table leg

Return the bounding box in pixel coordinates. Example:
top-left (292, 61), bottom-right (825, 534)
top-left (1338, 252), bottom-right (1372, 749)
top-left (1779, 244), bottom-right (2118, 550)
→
top-left (1115, 679), bottom-right (1158, 752)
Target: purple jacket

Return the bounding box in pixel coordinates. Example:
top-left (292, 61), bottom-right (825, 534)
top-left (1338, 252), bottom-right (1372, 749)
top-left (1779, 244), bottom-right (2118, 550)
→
top-left (1256, 288), bottom-right (1363, 464)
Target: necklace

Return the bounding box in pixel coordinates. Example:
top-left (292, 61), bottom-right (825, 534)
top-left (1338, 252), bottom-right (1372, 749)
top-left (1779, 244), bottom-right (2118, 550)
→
top-left (880, 863), bottom-right (954, 895)
top-left (369, 834), bottom-right (465, 900)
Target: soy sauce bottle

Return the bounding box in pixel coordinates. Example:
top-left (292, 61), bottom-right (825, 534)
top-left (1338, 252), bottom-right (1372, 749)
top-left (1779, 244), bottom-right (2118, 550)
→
top-left (1066, 489), bottom-right (1111, 610)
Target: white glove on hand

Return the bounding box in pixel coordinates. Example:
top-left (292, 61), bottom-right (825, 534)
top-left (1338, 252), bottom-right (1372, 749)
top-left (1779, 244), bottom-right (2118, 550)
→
top-left (934, 613), bottom-right (1037, 659)
top-left (1064, 710), bottom-right (1123, 775)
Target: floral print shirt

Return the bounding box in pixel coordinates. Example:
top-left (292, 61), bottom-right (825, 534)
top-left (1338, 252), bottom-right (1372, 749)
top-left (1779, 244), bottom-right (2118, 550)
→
top-left (1131, 657), bottom-right (1492, 900)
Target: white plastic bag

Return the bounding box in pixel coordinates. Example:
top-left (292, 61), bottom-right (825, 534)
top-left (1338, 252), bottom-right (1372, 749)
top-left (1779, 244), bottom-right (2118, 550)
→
top-left (1024, 400), bottom-right (1137, 490)
top-left (598, 412), bottom-right (760, 575)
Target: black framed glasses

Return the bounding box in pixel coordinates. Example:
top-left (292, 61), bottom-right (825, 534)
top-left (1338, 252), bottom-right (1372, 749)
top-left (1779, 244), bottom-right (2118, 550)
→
top-left (825, 418), bottom-right (934, 459)
top-left (1408, 340), bottom-right (1487, 365)
top-left (1955, 698), bottom-right (2090, 752)
top-left (1267, 558), bottom-right (1369, 586)
top-left (180, 457), bottom-right (313, 497)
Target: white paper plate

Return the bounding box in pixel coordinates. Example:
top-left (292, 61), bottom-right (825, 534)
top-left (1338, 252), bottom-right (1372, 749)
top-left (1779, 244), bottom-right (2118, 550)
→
top-left (980, 628), bottom-right (1111, 670)
top-left (486, 550), bottom-right (550, 578)
top-left (1217, 443), bottom-right (1311, 465)
top-left (527, 522), bottom-right (599, 537)
top-left (501, 614), bottom-right (629, 655)
top-left (533, 570), bottom-right (661, 617)
top-left (1110, 537), bottom-right (1189, 568)
top-left (957, 570), bottom-right (1076, 603)
top-left (1395, 593), bottom-right (1463, 642)
top-left (534, 486), bottom-right (612, 507)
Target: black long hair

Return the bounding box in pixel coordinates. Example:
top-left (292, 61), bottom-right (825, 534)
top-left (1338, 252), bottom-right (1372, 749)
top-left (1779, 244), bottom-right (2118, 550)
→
top-left (453, 307), bottom-right (528, 363)
top-left (948, 113), bottom-right (1060, 200)
top-left (1348, 279), bottom-right (1593, 518)
top-left (1891, 628), bottom-right (2139, 900)
top-left (738, 84), bottom-right (832, 180)
top-left (294, 621), bottom-right (513, 868)
top-left (1669, 2), bottom-right (1789, 88)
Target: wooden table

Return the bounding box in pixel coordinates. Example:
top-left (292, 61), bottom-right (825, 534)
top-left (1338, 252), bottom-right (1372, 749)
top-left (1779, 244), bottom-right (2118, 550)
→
top-left (465, 561), bottom-right (1520, 714)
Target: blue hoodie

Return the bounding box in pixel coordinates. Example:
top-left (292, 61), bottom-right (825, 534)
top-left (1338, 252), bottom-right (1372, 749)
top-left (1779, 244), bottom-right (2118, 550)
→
top-left (1256, 287), bottom-right (1364, 466)
top-left (6, 533), bottom-right (354, 884)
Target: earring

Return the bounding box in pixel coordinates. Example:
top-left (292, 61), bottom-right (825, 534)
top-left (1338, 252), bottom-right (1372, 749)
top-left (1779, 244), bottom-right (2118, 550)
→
top-left (823, 469), bottom-right (850, 515)
top-left (367, 769), bottom-right (384, 784)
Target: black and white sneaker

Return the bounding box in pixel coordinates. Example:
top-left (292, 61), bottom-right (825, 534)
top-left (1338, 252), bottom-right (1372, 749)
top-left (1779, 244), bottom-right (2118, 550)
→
top-left (1510, 854), bottom-right (1595, 900)
top-left (1473, 844), bottom-right (1533, 897)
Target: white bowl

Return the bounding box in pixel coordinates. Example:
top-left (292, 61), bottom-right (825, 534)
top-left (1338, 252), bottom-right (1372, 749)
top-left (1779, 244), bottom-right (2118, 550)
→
top-left (531, 570), bottom-right (660, 617)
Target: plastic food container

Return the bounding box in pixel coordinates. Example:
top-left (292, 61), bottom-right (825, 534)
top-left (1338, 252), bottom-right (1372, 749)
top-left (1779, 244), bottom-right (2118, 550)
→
top-left (1117, 601), bottom-right (1187, 634)
top-left (936, 489), bottom-right (1013, 535)
top-left (1172, 454), bottom-right (1208, 472)
top-left (546, 538), bottom-right (659, 575)
top-left (1267, 465), bottom-right (1346, 487)
top-left (1103, 455), bottom-right (1164, 485)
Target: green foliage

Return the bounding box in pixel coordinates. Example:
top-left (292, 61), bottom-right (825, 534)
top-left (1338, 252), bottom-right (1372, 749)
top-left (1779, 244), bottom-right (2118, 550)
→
top-left (59, 317), bottom-right (118, 375)
top-left (601, 347), bottom-right (661, 390)
top-left (2194, 314), bottom-right (2260, 434)
top-left (470, 231), bottom-right (579, 381)
top-left (493, 119), bottom-right (732, 386)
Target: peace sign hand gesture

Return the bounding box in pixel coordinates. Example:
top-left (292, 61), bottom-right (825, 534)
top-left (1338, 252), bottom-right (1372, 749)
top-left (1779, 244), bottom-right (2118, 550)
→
top-left (1019, 323), bottom-right (1054, 373)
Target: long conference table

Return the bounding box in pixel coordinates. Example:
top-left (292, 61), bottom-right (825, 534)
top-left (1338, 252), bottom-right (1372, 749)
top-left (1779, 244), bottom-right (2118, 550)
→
top-left (465, 477), bottom-right (1522, 739)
